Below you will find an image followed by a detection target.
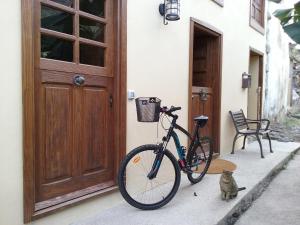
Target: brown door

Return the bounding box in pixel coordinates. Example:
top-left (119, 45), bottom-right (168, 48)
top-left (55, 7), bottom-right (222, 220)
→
top-left (248, 50), bottom-right (263, 120)
top-left (191, 87), bottom-right (213, 137)
top-left (34, 0), bottom-right (116, 207)
top-left (189, 19), bottom-right (222, 153)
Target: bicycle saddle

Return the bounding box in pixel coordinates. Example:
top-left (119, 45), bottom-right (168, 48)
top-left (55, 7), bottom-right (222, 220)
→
top-left (194, 115), bottom-right (208, 128)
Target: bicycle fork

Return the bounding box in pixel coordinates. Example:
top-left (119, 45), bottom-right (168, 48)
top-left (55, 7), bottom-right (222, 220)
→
top-left (147, 143), bottom-right (165, 180)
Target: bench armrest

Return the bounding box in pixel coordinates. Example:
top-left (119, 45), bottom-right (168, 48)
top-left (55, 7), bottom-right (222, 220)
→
top-left (246, 121), bottom-right (261, 132)
top-left (246, 119), bottom-right (270, 130)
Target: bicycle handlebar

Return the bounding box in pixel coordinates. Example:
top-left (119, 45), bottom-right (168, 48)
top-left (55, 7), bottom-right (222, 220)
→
top-left (160, 106), bottom-right (181, 117)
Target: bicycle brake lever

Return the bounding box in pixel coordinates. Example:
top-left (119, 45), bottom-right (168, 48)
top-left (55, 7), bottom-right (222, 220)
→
top-left (161, 106), bottom-right (168, 112)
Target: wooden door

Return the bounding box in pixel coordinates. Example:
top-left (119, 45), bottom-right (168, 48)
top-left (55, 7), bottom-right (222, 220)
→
top-left (34, 0), bottom-right (116, 207)
top-left (248, 51), bottom-right (263, 120)
top-left (189, 19), bottom-right (222, 153)
top-left (191, 87), bottom-right (213, 137)
top-left (191, 34), bottom-right (215, 139)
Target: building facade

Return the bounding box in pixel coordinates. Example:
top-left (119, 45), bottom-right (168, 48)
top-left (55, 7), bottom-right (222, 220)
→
top-left (0, 0), bottom-right (267, 224)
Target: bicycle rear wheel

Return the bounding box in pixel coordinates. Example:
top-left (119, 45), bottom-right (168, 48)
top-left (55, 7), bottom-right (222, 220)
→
top-left (118, 144), bottom-right (181, 210)
top-left (187, 137), bottom-right (213, 184)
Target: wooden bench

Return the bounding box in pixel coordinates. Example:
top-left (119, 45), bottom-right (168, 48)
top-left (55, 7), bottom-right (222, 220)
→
top-left (229, 109), bottom-right (273, 158)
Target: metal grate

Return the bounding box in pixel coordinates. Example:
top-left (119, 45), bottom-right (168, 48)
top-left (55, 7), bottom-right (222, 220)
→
top-left (135, 97), bottom-right (161, 122)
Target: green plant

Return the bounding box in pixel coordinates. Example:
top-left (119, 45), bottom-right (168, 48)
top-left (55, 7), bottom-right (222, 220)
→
top-left (270, 0), bottom-right (300, 44)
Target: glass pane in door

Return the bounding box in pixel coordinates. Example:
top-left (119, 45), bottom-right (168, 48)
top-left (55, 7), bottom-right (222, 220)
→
top-left (80, 44), bottom-right (104, 66)
top-left (41, 5), bottom-right (73, 34)
top-left (41, 35), bottom-right (73, 62)
top-left (79, 17), bottom-right (105, 42)
top-left (80, 0), bottom-right (105, 17)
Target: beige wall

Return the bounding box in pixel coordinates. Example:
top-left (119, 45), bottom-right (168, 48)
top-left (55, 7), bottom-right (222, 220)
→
top-left (0, 1), bottom-right (23, 225)
top-left (0, 0), bottom-right (266, 224)
top-left (127, 0), bottom-right (266, 154)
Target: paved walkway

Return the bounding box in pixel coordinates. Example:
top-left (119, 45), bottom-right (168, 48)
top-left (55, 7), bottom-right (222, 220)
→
top-left (235, 152), bottom-right (300, 225)
top-left (71, 141), bottom-right (300, 225)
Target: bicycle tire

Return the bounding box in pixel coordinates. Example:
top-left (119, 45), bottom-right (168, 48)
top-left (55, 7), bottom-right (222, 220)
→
top-left (187, 137), bottom-right (213, 184)
top-left (118, 144), bottom-right (181, 210)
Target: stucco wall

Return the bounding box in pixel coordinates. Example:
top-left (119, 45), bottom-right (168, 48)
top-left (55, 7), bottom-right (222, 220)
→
top-left (127, 0), bottom-right (266, 154)
top-left (0, 1), bottom-right (23, 225)
top-left (264, 0), bottom-right (293, 121)
top-left (0, 0), bottom-right (265, 224)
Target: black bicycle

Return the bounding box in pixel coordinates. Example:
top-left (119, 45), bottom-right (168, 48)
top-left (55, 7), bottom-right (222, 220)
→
top-left (118, 97), bottom-right (213, 210)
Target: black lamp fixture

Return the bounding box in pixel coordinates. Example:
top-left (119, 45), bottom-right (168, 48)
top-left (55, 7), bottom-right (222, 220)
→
top-left (159, 0), bottom-right (180, 25)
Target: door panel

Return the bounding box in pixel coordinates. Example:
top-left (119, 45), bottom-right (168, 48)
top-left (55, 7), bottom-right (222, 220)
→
top-left (82, 87), bottom-right (109, 174)
top-left (36, 73), bottom-right (114, 202)
top-left (44, 85), bottom-right (73, 181)
top-left (37, 82), bottom-right (76, 201)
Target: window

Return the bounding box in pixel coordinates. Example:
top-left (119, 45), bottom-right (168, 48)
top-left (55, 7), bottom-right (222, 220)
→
top-left (250, 0), bottom-right (265, 34)
top-left (40, 0), bottom-right (107, 67)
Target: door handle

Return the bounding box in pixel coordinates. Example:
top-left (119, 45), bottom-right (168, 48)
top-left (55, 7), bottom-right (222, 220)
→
top-left (73, 75), bottom-right (85, 86)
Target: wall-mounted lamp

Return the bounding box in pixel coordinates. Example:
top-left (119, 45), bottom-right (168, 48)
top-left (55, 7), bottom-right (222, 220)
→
top-left (242, 72), bottom-right (252, 88)
top-left (159, 0), bottom-right (180, 25)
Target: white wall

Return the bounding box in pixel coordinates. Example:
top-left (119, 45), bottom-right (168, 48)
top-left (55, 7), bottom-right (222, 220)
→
top-left (0, 0), bottom-right (265, 224)
top-left (0, 1), bottom-right (23, 225)
top-left (264, 0), bottom-right (295, 121)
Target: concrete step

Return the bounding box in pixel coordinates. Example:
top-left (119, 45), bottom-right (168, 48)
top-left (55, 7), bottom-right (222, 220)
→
top-left (235, 153), bottom-right (300, 225)
top-left (71, 141), bottom-right (300, 225)
top-left (217, 143), bottom-right (300, 225)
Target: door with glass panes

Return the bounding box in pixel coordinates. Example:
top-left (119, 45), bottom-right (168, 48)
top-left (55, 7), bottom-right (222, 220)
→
top-left (34, 0), bottom-right (116, 208)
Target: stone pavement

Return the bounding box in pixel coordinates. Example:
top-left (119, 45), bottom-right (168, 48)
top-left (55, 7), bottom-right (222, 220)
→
top-left (267, 114), bottom-right (300, 142)
top-left (268, 122), bottom-right (300, 142)
top-left (235, 151), bottom-right (300, 225)
top-left (71, 141), bottom-right (300, 225)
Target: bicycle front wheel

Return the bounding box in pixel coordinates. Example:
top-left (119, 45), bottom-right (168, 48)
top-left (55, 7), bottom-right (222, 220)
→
top-left (118, 144), bottom-right (181, 210)
top-left (187, 137), bottom-right (213, 184)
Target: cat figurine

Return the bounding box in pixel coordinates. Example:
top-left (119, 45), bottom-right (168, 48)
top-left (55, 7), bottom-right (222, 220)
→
top-left (219, 170), bottom-right (246, 201)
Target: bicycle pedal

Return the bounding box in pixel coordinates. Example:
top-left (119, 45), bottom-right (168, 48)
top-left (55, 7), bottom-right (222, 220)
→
top-left (182, 167), bottom-right (193, 174)
top-left (186, 168), bottom-right (193, 174)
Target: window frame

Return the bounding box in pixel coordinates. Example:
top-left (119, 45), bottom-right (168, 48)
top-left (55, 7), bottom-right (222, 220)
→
top-left (249, 0), bottom-right (265, 34)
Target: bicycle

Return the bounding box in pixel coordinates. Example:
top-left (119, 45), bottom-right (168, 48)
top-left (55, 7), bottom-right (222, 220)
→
top-left (118, 97), bottom-right (213, 210)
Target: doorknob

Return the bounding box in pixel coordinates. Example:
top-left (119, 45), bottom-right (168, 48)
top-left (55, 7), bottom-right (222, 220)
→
top-left (73, 75), bottom-right (85, 86)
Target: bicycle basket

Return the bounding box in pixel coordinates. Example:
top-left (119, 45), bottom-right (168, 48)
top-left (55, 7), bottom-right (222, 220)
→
top-left (135, 97), bottom-right (161, 122)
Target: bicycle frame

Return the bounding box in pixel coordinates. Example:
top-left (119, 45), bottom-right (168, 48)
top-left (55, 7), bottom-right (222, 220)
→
top-left (147, 115), bottom-right (201, 179)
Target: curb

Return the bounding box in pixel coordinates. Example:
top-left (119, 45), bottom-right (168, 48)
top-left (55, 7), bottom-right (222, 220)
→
top-left (216, 147), bottom-right (300, 225)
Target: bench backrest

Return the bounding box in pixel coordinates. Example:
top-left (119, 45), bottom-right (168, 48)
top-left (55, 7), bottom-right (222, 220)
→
top-left (229, 110), bottom-right (248, 131)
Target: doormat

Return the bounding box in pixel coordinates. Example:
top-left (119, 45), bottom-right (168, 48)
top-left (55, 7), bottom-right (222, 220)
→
top-left (196, 159), bottom-right (237, 174)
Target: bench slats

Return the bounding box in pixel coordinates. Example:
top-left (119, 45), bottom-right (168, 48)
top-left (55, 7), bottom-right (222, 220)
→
top-left (229, 109), bottom-right (273, 158)
top-left (229, 110), bottom-right (248, 130)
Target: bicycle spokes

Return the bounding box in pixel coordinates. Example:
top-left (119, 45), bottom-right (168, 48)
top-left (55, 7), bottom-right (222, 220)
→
top-left (122, 148), bottom-right (178, 206)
